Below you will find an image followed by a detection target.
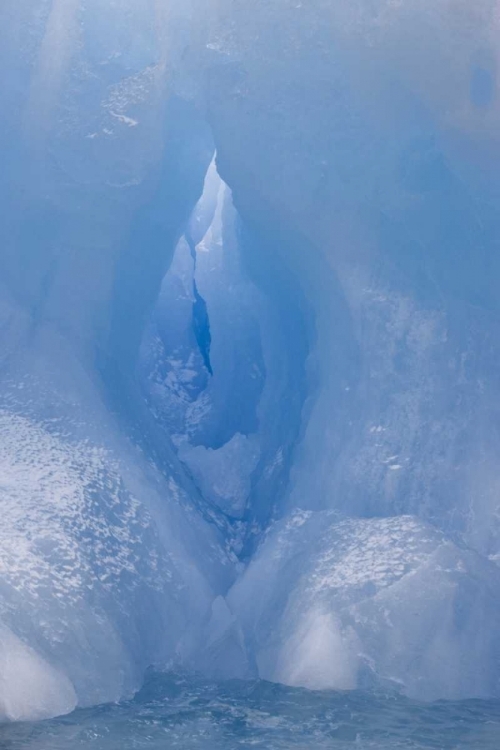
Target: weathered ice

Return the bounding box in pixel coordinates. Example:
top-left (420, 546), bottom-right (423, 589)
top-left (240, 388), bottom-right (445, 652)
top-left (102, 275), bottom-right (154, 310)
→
top-left (0, 0), bottom-right (499, 725)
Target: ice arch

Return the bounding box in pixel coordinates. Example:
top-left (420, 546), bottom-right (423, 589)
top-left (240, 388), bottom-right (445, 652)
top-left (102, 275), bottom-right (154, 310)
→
top-left (0, 0), bottom-right (500, 721)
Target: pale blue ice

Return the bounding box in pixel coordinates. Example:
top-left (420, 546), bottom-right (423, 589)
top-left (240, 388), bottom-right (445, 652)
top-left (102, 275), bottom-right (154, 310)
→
top-left (0, 2), bottom-right (499, 746)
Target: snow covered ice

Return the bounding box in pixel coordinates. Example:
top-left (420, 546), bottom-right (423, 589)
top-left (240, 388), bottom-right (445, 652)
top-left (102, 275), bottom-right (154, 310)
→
top-left (0, 0), bottom-right (500, 740)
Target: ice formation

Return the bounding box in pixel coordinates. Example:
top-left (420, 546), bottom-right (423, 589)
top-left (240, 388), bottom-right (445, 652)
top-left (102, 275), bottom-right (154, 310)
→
top-left (1, 0), bottom-right (500, 722)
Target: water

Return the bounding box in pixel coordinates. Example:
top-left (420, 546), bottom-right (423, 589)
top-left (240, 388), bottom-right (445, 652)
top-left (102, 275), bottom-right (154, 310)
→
top-left (1, 672), bottom-right (499, 750)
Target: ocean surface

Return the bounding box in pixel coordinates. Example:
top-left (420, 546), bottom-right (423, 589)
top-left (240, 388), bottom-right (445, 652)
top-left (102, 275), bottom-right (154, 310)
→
top-left (1, 672), bottom-right (499, 750)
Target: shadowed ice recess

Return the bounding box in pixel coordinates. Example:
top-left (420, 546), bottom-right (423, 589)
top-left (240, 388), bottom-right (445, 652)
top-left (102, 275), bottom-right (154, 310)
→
top-left (1, 0), bottom-right (500, 746)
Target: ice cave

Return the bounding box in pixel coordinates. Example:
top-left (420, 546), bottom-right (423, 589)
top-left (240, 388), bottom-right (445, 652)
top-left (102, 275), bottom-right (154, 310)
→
top-left (1, 1), bottom-right (500, 748)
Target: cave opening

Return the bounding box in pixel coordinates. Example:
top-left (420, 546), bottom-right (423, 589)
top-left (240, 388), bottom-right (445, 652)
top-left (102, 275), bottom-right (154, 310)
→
top-left (137, 158), bottom-right (312, 555)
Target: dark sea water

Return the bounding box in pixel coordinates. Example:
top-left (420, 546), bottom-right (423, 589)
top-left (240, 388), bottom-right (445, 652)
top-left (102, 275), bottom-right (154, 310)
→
top-left (1, 672), bottom-right (499, 750)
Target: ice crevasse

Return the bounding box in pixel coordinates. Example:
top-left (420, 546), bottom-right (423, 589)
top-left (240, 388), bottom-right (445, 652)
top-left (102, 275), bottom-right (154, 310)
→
top-left (0, 0), bottom-right (500, 721)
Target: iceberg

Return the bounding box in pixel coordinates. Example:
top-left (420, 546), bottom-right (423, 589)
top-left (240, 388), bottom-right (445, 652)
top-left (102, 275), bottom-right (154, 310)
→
top-left (0, 0), bottom-right (500, 722)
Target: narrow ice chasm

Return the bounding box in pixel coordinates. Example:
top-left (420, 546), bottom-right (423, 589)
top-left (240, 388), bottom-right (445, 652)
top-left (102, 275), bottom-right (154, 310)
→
top-left (1, 0), bottom-right (500, 725)
top-left (139, 160), bottom-right (309, 538)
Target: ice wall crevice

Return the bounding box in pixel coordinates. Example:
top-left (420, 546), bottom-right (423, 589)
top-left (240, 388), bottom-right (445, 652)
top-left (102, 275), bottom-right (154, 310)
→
top-left (139, 161), bottom-right (310, 537)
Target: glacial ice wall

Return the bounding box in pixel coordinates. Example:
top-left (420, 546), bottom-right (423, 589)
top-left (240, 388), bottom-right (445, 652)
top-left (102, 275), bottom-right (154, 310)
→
top-left (202, 0), bottom-right (500, 697)
top-left (0, 0), bottom-right (234, 722)
top-left (208, 0), bottom-right (500, 555)
top-left (1, 0), bottom-right (500, 721)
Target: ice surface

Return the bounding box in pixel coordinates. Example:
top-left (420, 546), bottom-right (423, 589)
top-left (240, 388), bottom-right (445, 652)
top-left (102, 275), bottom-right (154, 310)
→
top-left (179, 434), bottom-right (261, 518)
top-left (226, 512), bottom-right (500, 699)
top-left (1, 0), bottom-right (500, 723)
top-left (0, 626), bottom-right (77, 722)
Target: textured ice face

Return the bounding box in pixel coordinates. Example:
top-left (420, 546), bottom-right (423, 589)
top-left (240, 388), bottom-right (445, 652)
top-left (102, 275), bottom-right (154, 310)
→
top-left (0, 382), bottom-right (231, 715)
top-left (226, 512), bottom-right (500, 700)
